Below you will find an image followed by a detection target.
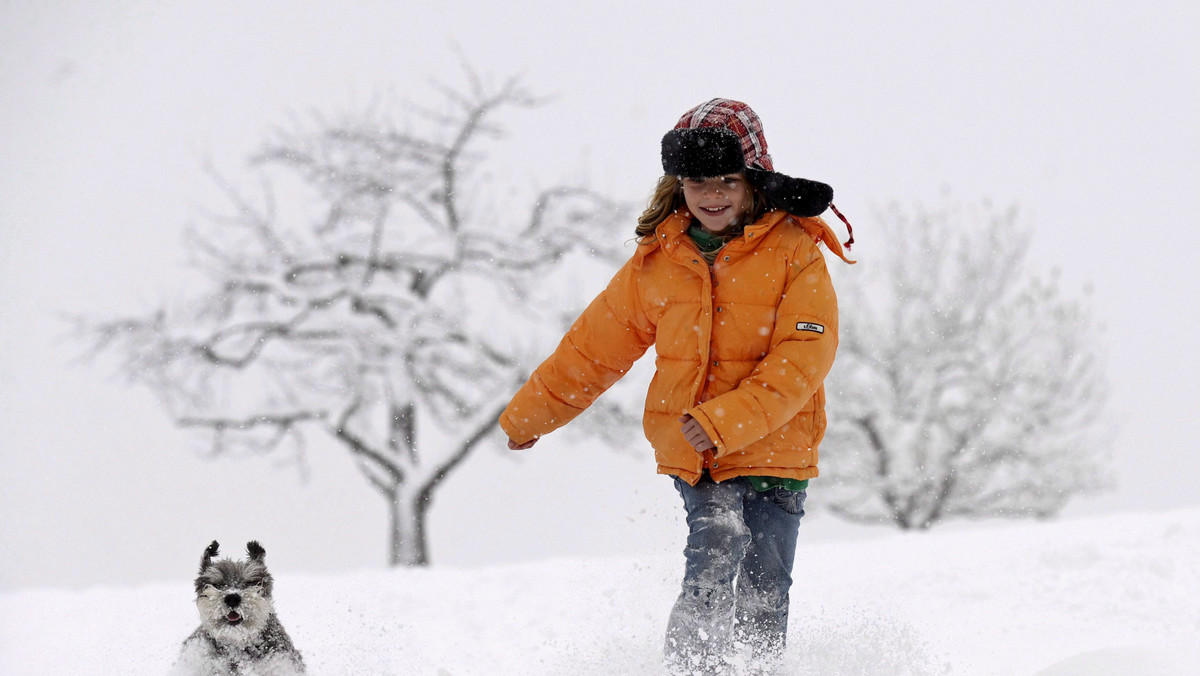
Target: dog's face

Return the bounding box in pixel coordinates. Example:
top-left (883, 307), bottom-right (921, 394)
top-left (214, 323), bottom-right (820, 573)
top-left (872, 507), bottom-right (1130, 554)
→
top-left (193, 541), bottom-right (275, 645)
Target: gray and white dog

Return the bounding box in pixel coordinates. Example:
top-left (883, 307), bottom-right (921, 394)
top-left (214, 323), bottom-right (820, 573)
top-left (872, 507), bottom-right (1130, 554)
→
top-left (172, 540), bottom-right (306, 676)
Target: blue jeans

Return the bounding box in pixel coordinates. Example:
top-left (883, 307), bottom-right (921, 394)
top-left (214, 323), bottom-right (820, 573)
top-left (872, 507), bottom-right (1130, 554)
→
top-left (664, 475), bottom-right (806, 673)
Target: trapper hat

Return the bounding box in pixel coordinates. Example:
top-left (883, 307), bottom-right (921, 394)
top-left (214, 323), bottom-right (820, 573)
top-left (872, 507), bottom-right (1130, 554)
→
top-left (661, 99), bottom-right (835, 220)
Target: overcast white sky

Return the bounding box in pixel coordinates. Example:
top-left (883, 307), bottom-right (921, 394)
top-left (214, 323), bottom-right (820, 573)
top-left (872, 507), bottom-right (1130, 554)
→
top-left (2, 1), bottom-right (1198, 591)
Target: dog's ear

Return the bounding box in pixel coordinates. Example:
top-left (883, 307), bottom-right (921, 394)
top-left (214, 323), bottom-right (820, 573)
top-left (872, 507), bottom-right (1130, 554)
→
top-left (247, 541), bottom-right (266, 562)
top-left (200, 541), bottom-right (220, 572)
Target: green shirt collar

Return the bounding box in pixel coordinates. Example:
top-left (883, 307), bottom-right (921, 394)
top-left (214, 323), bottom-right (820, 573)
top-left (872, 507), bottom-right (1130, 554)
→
top-left (687, 222), bottom-right (731, 254)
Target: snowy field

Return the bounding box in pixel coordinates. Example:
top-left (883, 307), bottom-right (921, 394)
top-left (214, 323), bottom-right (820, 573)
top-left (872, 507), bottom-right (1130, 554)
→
top-left (2, 508), bottom-right (1198, 676)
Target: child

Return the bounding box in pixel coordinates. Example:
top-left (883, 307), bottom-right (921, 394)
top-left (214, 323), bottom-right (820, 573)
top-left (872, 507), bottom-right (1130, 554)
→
top-left (500, 99), bottom-right (853, 674)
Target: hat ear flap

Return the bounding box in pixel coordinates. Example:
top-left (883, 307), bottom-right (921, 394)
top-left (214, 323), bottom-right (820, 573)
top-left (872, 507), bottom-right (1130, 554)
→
top-left (745, 168), bottom-right (834, 218)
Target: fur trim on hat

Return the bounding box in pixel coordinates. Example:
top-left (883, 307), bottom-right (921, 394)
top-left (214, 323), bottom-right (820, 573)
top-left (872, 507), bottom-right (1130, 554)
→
top-left (661, 127), bottom-right (834, 217)
top-left (661, 127), bottom-right (746, 179)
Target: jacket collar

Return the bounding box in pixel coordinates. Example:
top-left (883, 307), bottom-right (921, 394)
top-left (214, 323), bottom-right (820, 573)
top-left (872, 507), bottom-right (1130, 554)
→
top-left (796, 214), bottom-right (856, 264)
top-left (636, 210), bottom-right (855, 266)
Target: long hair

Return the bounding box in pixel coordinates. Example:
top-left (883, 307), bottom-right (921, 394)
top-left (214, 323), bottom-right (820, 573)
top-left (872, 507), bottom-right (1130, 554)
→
top-left (635, 175), bottom-right (684, 240)
top-left (634, 174), bottom-right (773, 241)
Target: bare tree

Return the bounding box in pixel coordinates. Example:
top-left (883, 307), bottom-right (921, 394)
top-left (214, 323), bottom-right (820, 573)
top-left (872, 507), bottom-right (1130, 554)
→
top-left (822, 200), bottom-right (1110, 529)
top-left (80, 72), bottom-right (630, 565)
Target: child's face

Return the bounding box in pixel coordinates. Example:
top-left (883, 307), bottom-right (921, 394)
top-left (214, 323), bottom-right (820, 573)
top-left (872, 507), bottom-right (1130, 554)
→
top-left (681, 174), bottom-right (751, 234)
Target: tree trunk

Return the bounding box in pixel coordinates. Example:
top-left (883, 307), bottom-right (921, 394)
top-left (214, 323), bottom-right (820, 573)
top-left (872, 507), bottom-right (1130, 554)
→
top-left (386, 489), bottom-right (429, 566)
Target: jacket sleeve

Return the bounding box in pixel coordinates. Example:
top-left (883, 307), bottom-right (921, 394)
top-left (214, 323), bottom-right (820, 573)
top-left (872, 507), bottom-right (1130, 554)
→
top-left (688, 242), bottom-right (838, 457)
top-left (499, 258), bottom-right (656, 444)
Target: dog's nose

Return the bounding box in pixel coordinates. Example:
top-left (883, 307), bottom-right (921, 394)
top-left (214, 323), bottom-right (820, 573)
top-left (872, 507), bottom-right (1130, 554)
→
top-left (224, 593), bottom-right (241, 608)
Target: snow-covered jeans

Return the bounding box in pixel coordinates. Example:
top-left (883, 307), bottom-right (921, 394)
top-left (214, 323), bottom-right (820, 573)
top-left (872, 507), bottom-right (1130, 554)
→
top-left (664, 475), bottom-right (806, 675)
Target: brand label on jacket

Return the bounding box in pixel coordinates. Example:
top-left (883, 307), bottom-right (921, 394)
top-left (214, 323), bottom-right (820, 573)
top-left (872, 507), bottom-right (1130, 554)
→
top-left (796, 322), bottom-right (825, 334)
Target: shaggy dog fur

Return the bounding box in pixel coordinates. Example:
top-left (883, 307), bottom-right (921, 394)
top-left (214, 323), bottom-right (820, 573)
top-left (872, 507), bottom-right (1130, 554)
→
top-left (172, 541), bottom-right (305, 676)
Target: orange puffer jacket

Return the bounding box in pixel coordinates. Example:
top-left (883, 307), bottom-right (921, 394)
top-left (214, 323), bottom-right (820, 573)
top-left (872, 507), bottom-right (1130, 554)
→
top-left (500, 209), bottom-right (852, 485)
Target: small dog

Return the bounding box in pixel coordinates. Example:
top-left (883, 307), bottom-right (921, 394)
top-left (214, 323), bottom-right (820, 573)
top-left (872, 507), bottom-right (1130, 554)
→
top-left (172, 540), bottom-right (306, 675)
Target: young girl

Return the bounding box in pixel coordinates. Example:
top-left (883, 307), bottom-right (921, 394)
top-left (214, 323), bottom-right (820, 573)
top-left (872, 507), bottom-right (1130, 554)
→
top-left (500, 99), bottom-right (853, 674)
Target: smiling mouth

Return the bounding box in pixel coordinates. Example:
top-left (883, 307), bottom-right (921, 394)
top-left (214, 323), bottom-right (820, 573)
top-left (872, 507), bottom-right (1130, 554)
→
top-left (700, 206), bottom-right (730, 215)
top-left (225, 611), bottom-right (243, 625)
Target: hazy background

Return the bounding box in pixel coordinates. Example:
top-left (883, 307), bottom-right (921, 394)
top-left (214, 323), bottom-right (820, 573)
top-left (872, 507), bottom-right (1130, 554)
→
top-left (2, 0), bottom-right (1197, 591)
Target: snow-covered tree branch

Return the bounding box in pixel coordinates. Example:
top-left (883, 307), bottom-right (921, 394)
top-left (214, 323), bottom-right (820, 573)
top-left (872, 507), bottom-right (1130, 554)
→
top-left (822, 200), bottom-right (1111, 529)
top-left (79, 71), bottom-right (632, 566)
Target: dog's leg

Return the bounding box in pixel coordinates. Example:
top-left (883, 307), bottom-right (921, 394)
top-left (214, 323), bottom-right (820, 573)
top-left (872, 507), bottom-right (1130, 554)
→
top-left (173, 632), bottom-right (230, 676)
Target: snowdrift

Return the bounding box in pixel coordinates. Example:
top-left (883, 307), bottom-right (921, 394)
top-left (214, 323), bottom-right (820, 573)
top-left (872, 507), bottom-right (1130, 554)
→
top-left (2, 508), bottom-right (1198, 675)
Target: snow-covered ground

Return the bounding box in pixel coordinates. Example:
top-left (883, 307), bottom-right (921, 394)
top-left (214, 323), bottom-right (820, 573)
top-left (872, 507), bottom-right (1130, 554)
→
top-left (3, 508), bottom-right (1198, 675)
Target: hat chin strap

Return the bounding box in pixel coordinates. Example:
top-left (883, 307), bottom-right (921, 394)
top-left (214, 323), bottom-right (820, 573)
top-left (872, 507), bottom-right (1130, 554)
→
top-left (828, 203), bottom-right (855, 250)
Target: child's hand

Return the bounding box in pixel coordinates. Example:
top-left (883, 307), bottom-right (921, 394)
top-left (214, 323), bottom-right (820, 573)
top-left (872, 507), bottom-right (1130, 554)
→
top-left (508, 437), bottom-right (539, 450)
top-left (679, 414), bottom-right (717, 453)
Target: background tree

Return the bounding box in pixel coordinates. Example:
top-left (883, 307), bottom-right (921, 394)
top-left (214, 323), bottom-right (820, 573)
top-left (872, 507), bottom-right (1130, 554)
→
top-left (81, 72), bottom-right (631, 566)
top-left (822, 200), bottom-right (1111, 529)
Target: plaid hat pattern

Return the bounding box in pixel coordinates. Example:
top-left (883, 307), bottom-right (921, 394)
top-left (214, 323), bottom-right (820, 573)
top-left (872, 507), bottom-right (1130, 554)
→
top-left (674, 98), bottom-right (774, 171)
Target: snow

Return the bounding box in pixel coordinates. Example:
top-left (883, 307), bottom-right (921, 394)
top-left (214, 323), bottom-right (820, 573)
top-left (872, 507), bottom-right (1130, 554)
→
top-left (3, 508), bottom-right (1197, 675)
